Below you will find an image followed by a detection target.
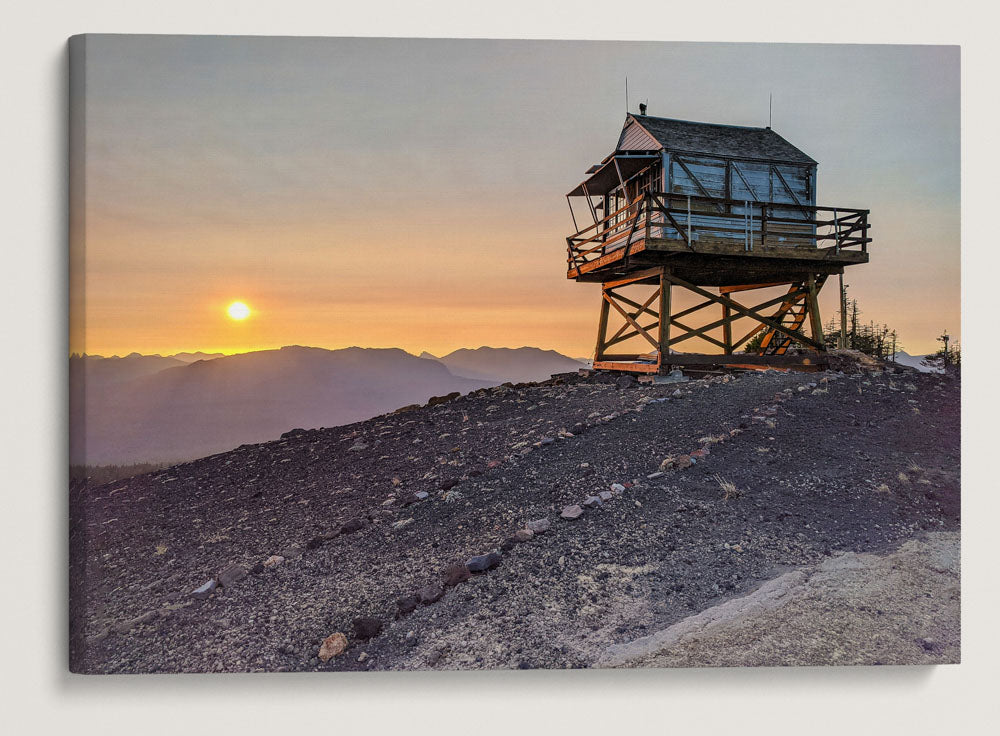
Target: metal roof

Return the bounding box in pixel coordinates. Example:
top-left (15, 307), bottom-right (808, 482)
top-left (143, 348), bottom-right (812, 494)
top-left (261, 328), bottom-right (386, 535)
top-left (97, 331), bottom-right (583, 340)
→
top-left (625, 114), bottom-right (816, 165)
top-left (567, 153), bottom-right (659, 197)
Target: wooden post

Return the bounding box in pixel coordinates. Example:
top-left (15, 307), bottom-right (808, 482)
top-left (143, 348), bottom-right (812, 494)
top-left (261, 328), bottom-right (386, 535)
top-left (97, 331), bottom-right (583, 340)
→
top-left (595, 286), bottom-right (611, 362)
top-left (722, 302), bottom-right (733, 354)
top-left (806, 273), bottom-right (825, 351)
top-left (839, 273), bottom-right (847, 349)
top-left (658, 268), bottom-right (671, 369)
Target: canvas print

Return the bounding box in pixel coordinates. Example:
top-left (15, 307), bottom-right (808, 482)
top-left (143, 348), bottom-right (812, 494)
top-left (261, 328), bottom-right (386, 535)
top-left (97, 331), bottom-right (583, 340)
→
top-left (68, 36), bottom-right (960, 673)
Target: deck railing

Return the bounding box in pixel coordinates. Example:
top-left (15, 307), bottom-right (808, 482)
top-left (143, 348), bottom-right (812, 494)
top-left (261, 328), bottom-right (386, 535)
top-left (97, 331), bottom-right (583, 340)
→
top-left (566, 192), bottom-right (870, 274)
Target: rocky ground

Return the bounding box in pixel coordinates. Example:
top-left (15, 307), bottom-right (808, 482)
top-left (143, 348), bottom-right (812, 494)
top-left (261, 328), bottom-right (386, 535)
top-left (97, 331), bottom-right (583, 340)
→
top-left (69, 357), bottom-right (960, 673)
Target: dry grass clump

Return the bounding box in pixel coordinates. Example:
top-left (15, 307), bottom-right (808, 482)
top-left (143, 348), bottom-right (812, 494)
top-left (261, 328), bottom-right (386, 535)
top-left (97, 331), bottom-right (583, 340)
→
top-left (875, 483), bottom-right (891, 494)
top-left (714, 474), bottom-right (742, 501)
top-left (697, 434), bottom-right (727, 446)
top-left (897, 472), bottom-right (910, 483)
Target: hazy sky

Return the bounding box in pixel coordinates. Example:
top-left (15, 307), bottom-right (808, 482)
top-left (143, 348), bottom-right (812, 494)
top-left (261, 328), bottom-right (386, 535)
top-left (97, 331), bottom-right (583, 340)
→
top-left (71, 36), bottom-right (959, 356)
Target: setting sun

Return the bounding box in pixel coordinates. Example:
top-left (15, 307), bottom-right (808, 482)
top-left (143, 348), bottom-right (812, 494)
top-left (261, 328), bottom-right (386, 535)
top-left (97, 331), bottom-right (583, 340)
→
top-left (227, 301), bottom-right (251, 321)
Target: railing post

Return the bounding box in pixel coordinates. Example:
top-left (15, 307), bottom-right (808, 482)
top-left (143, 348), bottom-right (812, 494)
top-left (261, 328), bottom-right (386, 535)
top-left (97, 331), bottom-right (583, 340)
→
top-left (833, 208), bottom-right (839, 254)
top-left (761, 205), bottom-right (767, 247)
top-left (644, 193), bottom-right (651, 242)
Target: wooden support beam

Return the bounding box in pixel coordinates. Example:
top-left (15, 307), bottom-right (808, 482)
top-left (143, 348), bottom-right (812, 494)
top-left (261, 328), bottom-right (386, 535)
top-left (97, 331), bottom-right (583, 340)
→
top-left (603, 292), bottom-right (660, 350)
top-left (660, 272), bottom-right (825, 351)
top-left (806, 273), bottom-right (826, 349)
top-left (594, 289), bottom-right (611, 361)
top-left (719, 281), bottom-right (790, 294)
top-left (670, 297), bottom-right (717, 322)
top-left (658, 269), bottom-right (671, 363)
top-left (723, 303), bottom-right (733, 354)
top-left (601, 266), bottom-right (664, 290)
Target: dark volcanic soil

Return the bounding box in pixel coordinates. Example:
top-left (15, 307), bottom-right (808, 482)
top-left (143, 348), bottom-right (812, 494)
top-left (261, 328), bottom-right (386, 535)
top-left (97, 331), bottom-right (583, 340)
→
top-left (69, 362), bottom-right (960, 673)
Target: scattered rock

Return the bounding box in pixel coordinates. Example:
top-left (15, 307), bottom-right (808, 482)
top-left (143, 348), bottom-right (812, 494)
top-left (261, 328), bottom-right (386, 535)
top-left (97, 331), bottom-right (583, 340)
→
top-left (442, 563), bottom-right (472, 587)
top-left (414, 491), bottom-right (430, 500)
top-left (392, 518), bottom-right (414, 530)
top-left (599, 491), bottom-right (614, 502)
top-left (279, 545), bottom-right (303, 559)
top-left (525, 518), bottom-right (551, 534)
top-left (217, 564), bottom-right (247, 588)
top-left (646, 471), bottom-right (664, 479)
top-left (582, 496), bottom-right (603, 509)
top-left (318, 633), bottom-right (348, 662)
top-left (500, 537), bottom-right (517, 552)
top-left (348, 442), bottom-right (368, 452)
top-left (191, 579), bottom-right (217, 600)
top-left (427, 392), bottom-right (460, 407)
top-left (675, 455), bottom-right (694, 469)
top-left (417, 584), bottom-right (445, 604)
top-left (561, 504), bottom-right (584, 520)
top-left (352, 617), bottom-right (383, 641)
top-left (610, 483), bottom-right (626, 493)
top-left (306, 536), bottom-right (325, 550)
top-left (466, 552), bottom-right (502, 572)
top-left (440, 479), bottom-right (459, 491)
top-left (513, 529), bottom-right (534, 543)
top-left (340, 518), bottom-right (365, 534)
top-left (396, 594), bottom-right (420, 617)
top-left (263, 555), bottom-right (284, 568)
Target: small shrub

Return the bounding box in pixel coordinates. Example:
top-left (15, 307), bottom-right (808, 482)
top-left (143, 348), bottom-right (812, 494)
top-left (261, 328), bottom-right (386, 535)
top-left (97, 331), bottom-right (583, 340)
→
top-left (714, 474), bottom-right (742, 501)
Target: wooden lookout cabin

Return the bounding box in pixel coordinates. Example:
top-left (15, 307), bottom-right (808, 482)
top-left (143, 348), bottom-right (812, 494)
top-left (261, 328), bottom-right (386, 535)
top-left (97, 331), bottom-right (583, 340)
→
top-left (565, 112), bottom-right (871, 373)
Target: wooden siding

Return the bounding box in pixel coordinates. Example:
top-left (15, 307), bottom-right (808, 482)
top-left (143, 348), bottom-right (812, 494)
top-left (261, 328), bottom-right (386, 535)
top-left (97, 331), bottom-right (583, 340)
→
top-left (617, 118), bottom-right (660, 151)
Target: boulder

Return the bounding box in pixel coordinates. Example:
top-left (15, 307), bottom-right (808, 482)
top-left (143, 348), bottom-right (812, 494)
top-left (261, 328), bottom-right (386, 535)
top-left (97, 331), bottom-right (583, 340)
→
top-left (513, 529), bottom-right (534, 543)
top-left (561, 504), bottom-right (584, 520)
top-left (582, 496), bottom-right (603, 509)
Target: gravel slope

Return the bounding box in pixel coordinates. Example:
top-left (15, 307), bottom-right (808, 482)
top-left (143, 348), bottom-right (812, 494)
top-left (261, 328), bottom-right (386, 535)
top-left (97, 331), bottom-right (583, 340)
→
top-left (70, 363), bottom-right (960, 673)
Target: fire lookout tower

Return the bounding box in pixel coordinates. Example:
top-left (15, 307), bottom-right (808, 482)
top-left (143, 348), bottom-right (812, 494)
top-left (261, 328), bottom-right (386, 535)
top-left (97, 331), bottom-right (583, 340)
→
top-left (565, 113), bottom-right (871, 372)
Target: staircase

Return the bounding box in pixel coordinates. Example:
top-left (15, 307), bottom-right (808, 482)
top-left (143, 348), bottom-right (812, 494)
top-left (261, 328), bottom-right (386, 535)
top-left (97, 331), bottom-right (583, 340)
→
top-left (758, 283), bottom-right (809, 356)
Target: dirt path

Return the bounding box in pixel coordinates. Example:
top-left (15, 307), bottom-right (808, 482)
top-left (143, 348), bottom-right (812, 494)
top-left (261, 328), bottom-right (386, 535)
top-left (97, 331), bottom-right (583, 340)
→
top-left (598, 531), bottom-right (959, 668)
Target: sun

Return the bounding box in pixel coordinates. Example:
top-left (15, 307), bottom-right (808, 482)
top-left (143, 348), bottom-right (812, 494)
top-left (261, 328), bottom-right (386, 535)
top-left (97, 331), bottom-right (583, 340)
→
top-left (227, 301), bottom-right (251, 320)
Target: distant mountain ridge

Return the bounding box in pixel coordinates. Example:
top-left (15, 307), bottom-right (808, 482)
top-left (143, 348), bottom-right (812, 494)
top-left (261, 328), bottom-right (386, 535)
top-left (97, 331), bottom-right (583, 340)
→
top-left (71, 344), bottom-right (585, 465)
top-left (425, 346), bottom-right (587, 384)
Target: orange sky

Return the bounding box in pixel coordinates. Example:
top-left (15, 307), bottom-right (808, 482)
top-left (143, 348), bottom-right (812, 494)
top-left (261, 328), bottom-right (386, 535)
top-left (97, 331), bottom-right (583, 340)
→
top-left (71, 37), bottom-right (960, 358)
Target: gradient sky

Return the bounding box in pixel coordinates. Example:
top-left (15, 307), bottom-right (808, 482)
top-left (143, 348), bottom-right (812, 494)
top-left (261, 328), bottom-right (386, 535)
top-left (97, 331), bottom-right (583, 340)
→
top-left (71, 36), bottom-right (959, 357)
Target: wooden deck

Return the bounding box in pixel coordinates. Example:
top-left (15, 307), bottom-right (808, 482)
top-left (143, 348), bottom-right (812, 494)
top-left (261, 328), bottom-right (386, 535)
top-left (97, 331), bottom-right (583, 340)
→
top-left (566, 191), bottom-right (869, 285)
top-left (569, 236), bottom-right (868, 286)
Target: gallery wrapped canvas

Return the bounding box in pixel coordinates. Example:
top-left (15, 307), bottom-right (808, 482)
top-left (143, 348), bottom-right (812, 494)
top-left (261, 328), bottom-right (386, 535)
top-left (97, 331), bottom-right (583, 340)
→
top-left (68, 35), bottom-right (959, 674)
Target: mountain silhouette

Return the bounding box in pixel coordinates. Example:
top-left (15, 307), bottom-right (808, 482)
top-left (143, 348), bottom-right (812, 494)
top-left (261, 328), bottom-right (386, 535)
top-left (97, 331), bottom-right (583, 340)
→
top-left (70, 345), bottom-right (585, 466)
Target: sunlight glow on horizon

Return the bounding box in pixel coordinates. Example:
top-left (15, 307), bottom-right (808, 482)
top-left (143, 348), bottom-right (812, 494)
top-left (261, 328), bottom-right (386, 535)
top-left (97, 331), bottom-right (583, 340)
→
top-left (70, 38), bottom-right (960, 358)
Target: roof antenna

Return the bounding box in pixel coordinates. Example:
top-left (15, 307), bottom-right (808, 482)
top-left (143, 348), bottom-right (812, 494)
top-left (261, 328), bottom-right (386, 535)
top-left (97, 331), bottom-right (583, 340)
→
top-left (768, 93), bottom-right (772, 129)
